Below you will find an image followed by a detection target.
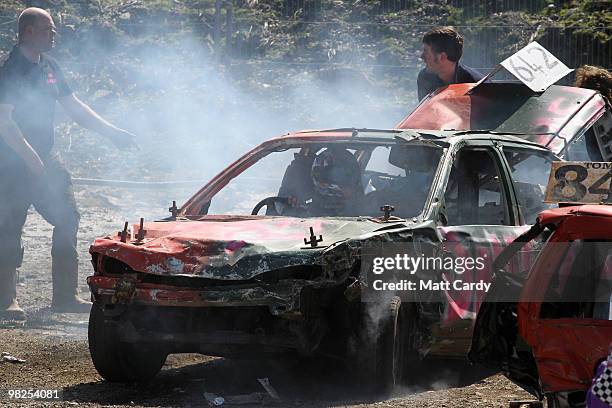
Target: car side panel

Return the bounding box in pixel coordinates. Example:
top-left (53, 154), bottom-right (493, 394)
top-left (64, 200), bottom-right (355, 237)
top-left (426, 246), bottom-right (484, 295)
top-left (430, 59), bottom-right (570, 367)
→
top-left (518, 216), bottom-right (612, 393)
top-left (529, 318), bottom-right (612, 393)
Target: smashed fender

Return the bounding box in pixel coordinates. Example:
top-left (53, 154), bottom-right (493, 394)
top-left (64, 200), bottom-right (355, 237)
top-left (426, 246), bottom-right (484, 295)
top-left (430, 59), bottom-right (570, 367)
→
top-left (90, 216), bottom-right (382, 279)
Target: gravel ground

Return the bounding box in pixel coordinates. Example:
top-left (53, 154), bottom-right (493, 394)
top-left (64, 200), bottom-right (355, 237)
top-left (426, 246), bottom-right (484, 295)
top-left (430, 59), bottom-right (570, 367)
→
top-left (0, 185), bottom-right (538, 408)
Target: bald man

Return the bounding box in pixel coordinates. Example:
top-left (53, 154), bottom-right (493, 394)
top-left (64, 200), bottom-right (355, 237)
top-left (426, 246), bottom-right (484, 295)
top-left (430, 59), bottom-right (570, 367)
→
top-left (0, 8), bottom-right (136, 319)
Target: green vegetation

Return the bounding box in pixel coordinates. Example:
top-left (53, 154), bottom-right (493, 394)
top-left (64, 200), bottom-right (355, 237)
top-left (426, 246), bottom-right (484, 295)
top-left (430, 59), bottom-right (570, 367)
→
top-left (0, 1), bottom-right (606, 181)
top-left (1, 1), bottom-right (608, 67)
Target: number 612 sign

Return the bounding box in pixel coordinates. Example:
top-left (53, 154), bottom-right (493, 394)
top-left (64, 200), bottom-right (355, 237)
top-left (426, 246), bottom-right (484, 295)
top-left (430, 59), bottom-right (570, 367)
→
top-left (544, 162), bottom-right (612, 204)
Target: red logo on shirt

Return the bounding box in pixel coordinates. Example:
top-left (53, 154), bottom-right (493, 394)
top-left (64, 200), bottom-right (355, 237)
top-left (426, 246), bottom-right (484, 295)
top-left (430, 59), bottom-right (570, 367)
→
top-left (47, 72), bottom-right (56, 84)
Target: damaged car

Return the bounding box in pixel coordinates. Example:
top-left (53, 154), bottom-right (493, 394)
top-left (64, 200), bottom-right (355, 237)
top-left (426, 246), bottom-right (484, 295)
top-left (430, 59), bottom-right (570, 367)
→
top-left (470, 203), bottom-right (612, 407)
top-left (470, 157), bottom-right (612, 408)
top-left (87, 127), bottom-right (562, 389)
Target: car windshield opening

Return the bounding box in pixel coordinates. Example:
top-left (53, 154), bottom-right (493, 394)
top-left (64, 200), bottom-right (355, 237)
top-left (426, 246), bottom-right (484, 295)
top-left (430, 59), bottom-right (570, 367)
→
top-left (205, 141), bottom-right (443, 218)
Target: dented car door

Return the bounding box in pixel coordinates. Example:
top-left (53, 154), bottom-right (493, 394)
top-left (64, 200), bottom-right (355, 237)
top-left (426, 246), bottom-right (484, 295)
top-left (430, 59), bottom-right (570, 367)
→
top-left (431, 140), bottom-right (531, 355)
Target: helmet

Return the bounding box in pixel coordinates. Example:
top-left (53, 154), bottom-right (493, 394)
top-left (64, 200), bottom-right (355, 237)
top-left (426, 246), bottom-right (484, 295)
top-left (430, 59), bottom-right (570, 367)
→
top-left (311, 147), bottom-right (362, 199)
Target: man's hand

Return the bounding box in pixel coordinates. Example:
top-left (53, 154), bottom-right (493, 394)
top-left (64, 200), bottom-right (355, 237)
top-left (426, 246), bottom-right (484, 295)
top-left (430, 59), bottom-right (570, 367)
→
top-left (105, 128), bottom-right (137, 150)
top-left (59, 95), bottom-right (138, 150)
top-left (286, 196), bottom-right (309, 210)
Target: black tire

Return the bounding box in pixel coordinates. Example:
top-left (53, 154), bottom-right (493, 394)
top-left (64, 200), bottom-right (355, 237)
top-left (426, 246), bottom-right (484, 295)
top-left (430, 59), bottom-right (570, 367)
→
top-left (357, 296), bottom-right (406, 395)
top-left (400, 302), bottom-right (425, 384)
top-left (88, 303), bottom-right (167, 382)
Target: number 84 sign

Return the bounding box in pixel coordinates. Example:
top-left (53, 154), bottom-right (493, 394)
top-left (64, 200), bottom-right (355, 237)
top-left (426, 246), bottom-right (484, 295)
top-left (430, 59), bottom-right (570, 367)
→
top-left (544, 162), bottom-right (612, 204)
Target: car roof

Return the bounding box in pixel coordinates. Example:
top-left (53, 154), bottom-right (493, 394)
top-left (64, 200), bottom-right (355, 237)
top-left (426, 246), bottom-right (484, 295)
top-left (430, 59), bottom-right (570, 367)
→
top-left (395, 83), bottom-right (606, 155)
top-left (180, 128), bottom-right (552, 215)
top-left (398, 83), bottom-right (598, 133)
top-left (538, 204), bottom-right (612, 225)
top-left (274, 128), bottom-right (552, 150)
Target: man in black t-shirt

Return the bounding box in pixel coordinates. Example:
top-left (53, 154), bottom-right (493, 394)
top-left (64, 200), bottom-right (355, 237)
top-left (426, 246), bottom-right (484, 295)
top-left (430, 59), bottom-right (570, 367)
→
top-left (0, 8), bottom-right (136, 319)
top-left (416, 27), bottom-right (483, 101)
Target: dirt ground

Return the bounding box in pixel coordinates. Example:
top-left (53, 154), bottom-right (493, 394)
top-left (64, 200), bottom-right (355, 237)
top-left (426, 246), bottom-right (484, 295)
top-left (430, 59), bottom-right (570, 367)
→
top-left (0, 184), bottom-right (537, 408)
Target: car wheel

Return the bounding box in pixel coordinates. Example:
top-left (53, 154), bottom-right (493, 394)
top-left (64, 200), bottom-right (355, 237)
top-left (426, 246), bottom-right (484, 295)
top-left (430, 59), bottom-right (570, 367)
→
top-left (398, 302), bottom-right (425, 384)
top-left (357, 296), bottom-right (406, 395)
top-left (88, 302), bottom-right (167, 382)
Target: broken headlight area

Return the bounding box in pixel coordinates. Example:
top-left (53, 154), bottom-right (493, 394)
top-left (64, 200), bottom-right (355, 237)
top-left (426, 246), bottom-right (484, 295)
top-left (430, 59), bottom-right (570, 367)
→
top-left (92, 253), bottom-right (324, 284)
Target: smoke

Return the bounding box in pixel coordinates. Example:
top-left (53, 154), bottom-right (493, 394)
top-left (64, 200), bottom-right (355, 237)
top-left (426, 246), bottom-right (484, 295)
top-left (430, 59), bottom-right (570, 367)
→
top-left (50, 19), bottom-right (417, 191)
top-left (1, 7), bottom-right (422, 332)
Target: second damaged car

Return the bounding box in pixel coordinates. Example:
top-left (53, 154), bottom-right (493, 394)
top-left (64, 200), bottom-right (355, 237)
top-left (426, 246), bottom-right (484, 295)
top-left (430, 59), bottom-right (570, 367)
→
top-left (470, 161), bottom-right (612, 408)
top-left (88, 128), bottom-right (558, 389)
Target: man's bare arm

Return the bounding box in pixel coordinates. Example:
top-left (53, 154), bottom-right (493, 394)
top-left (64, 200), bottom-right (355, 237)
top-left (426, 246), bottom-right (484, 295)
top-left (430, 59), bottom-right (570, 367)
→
top-left (0, 104), bottom-right (44, 177)
top-left (59, 94), bottom-right (136, 149)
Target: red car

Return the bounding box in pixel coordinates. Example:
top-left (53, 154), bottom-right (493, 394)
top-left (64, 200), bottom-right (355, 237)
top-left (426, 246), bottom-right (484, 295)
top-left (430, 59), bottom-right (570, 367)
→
top-left (471, 204), bottom-right (612, 407)
top-left (87, 127), bottom-right (559, 389)
top-left (87, 82), bottom-right (610, 392)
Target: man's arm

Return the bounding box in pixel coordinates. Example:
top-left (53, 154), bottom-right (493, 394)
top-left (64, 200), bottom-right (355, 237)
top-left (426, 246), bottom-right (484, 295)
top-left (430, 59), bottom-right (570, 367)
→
top-left (59, 94), bottom-right (136, 149)
top-left (0, 104), bottom-right (44, 177)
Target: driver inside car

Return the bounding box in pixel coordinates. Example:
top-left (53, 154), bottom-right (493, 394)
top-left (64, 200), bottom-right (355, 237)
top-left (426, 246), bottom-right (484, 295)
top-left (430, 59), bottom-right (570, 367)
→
top-left (279, 147), bottom-right (368, 217)
top-left (309, 147), bottom-right (366, 216)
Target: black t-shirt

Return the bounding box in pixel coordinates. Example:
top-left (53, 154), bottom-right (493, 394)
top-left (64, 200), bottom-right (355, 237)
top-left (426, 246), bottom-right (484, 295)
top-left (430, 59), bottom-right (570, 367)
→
top-left (417, 62), bottom-right (483, 101)
top-left (0, 46), bottom-right (72, 166)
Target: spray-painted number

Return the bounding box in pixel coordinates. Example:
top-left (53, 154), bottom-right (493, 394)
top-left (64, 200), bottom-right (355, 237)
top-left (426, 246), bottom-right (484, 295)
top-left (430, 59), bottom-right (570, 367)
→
top-left (552, 165), bottom-right (588, 200)
top-left (509, 57), bottom-right (536, 83)
top-left (552, 164), bottom-right (612, 202)
top-left (588, 171), bottom-right (612, 202)
top-left (501, 42), bottom-right (571, 92)
top-left (528, 47), bottom-right (559, 70)
top-left (508, 53), bottom-right (550, 83)
top-left (508, 47), bottom-right (558, 83)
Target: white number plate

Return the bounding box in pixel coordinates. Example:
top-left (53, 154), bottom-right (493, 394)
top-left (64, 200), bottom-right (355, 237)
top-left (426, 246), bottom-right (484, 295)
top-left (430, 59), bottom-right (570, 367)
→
top-left (500, 42), bottom-right (572, 92)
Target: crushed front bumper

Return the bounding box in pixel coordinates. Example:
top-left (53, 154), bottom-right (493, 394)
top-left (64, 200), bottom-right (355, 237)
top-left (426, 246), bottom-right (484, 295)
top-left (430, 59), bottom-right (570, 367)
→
top-left (87, 275), bottom-right (332, 355)
top-left (87, 275), bottom-right (318, 316)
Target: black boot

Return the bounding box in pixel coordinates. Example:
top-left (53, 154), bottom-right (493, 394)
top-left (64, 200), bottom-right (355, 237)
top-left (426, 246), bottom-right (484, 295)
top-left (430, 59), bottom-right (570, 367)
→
top-left (50, 257), bottom-right (91, 313)
top-left (0, 269), bottom-right (26, 320)
top-left (51, 294), bottom-right (91, 313)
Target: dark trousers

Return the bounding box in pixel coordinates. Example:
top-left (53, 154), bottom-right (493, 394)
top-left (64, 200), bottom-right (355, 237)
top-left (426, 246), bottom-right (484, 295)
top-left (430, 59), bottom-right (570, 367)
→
top-left (0, 156), bottom-right (80, 302)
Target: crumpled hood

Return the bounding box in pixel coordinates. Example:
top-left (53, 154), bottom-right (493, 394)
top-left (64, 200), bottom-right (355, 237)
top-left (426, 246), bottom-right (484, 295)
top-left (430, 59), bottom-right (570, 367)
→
top-left (90, 215), bottom-right (391, 280)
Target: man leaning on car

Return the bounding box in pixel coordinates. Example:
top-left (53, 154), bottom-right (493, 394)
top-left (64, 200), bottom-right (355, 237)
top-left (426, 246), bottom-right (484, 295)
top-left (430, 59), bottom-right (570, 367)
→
top-left (417, 26), bottom-right (483, 101)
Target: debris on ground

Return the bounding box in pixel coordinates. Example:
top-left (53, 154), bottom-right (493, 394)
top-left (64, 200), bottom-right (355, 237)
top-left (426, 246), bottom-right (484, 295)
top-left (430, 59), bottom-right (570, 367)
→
top-left (257, 377), bottom-right (281, 401)
top-left (1, 352), bottom-right (26, 364)
top-left (204, 392), bottom-right (225, 406)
